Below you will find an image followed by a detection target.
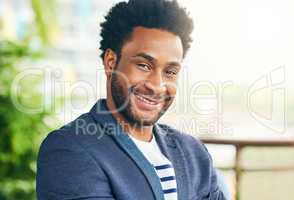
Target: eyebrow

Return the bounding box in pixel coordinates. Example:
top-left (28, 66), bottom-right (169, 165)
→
top-left (132, 53), bottom-right (156, 64)
top-left (132, 52), bottom-right (181, 67)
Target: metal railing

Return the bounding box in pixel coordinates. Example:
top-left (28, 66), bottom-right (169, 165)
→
top-left (200, 137), bottom-right (294, 200)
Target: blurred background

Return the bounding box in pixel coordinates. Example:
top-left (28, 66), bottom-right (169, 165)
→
top-left (0, 0), bottom-right (294, 199)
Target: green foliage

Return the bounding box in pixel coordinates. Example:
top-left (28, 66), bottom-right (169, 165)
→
top-left (0, 41), bottom-right (54, 200)
top-left (31, 0), bottom-right (58, 45)
top-left (31, 0), bottom-right (57, 45)
top-left (0, 0), bottom-right (60, 198)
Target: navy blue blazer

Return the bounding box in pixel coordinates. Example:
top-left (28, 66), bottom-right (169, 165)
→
top-left (36, 99), bottom-right (228, 200)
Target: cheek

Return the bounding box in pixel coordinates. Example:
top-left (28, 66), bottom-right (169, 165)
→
top-left (120, 65), bottom-right (148, 85)
top-left (111, 70), bottom-right (130, 94)
top-left (165, 82), bottom-right (177, 98)
top-left (113, 66), bottom-right (136, 89)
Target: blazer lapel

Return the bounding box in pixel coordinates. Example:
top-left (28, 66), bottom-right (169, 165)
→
top-left (90, 99), bottom-right (164, 200)
top-left (153, 124), bottom-right (189, 200)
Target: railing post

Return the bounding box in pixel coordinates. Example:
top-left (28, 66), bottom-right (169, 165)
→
top-left (235, 144), bottom-right (242, 200)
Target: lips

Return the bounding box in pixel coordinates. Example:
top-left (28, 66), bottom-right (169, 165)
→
top-left (132, 92), bottom-right (163, 111)
top-left (135, 94), bottom-right (157, 105)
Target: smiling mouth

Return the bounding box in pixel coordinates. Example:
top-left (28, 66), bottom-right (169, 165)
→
top-left (134, 93), bottom-right (158, 105)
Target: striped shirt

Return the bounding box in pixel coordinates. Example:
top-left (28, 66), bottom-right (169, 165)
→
top-left (130, 135), bottom-right (178, 200)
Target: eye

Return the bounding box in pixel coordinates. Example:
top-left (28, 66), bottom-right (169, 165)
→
top-left (137, 63), bottom-right (151, 71)
top-left (165, 69), bottom-right (178, 77)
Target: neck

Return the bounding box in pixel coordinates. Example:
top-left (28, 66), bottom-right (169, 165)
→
top-left (106, 97), bottom-right (153, 142)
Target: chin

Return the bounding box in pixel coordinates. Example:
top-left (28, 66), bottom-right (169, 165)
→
top-left (135, 119), bottom-right (157, 126)
top-left (132, 110), bottom-right (162, 126)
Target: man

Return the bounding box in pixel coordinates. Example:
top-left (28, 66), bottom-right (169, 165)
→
top-left (36, 0), bottom-right (229, 199)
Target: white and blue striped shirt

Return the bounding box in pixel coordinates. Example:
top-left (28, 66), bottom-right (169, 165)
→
top-left (130, 135), bottom-right (178, 200)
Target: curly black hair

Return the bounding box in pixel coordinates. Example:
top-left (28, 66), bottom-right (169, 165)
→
top-left (99, 0), bottom-right (194, 60)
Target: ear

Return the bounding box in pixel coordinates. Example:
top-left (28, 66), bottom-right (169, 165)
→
top-left (103, 49), bottom-right (118, 79)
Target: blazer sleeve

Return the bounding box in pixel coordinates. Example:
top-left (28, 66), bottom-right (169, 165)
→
top-left (207, 168), bottom-right (230, 200)
top-left (36, 130), bottom-right (115, 200)
top-left (203, 144), bottom-right (230, 200)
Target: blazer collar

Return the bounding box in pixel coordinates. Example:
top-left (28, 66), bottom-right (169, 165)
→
top-left (90, 99), bottom-right (188, 200)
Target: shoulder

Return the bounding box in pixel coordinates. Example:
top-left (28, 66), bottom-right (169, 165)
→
top-left (157, 123), bottom-right (206, 148)
top-left (157, 123), bottom-right (211, 160)
top-left (36, 113), bottom-right (112, 199)
top-left (38, 112), bottom-right (109, 157)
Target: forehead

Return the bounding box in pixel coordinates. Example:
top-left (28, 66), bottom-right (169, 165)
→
top-left (121, 27), bottom-right (184, 62)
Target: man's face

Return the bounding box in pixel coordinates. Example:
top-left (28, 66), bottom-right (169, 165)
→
top-left (108, 27), bottom-right (183, 126)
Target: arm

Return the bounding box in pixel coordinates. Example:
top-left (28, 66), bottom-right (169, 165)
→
top-left (203, 146), bottom-right (230, 200)
top-left (36, 131), bottom-right (115, 200)
top-left (205, 168), bottom-right (230, 200)
top-left (216, 169), bottom-right (231, 200)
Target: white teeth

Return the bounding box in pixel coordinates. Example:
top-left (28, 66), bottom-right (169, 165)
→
top-left (135, 94), bottom-right (156, 105)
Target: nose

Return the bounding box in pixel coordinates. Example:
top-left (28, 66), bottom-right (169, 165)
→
top-left (144, 72), bottom-right (167, 95)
